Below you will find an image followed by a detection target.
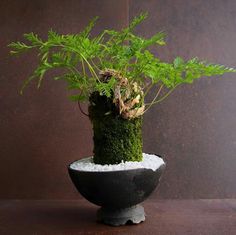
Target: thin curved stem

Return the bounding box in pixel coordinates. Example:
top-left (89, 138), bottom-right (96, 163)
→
top-left (77, 101), bottom-right (89, 117)
top-left (81, 59), bottom-right (85, 76)
top-left (144, 82), bottom-right (155, 97)
top-left (151, 88), bottom-right (175, 105)
top-left (79, 53), bottom-right (101, 82)
top-left (143, 84), bottom-right (163, 113)
top-left (144, 86), bottom-right (177, 114)
top-left (90, 58), bottom-right (100, 71)
top-left (51, 43), bottom-right (101, 82)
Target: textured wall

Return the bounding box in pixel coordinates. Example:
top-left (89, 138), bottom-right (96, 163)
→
top-left (0, 0), bottom-right (128, 199)
top-left (1, 0), bottom-right (236, 199)
top-left (130, 0), bottom-right (236, 198)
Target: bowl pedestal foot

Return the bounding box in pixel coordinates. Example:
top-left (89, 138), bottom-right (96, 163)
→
top-left (97, 204), bottom-right (145, 226)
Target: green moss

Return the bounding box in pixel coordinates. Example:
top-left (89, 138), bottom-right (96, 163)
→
top-left (89, 92), bottom-right (143, 165)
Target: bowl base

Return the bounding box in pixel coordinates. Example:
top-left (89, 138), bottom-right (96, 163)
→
top-left (97, 204), bottom-right (145, 226)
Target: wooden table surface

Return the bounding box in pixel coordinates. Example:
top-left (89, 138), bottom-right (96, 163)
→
top-left (0, 199), bottom-right (235, 235)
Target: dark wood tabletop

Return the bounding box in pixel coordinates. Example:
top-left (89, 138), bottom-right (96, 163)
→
top-left (0, 199), bottom-right (235, 235)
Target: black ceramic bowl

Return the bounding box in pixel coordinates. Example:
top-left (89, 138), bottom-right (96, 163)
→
top-left (68, 156), bottom-right (165, 209)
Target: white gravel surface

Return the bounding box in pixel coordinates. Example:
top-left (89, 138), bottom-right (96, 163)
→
top-left (70, 153), bottom-right (165, 172)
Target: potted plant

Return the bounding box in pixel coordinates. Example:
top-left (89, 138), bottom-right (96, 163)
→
top-left (9, 13), bottom-right (236, 226)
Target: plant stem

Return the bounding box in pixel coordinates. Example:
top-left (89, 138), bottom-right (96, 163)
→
top-left (144, 86), bottom-right (177, 112)
top-left (78, 101), bottom-right (89, 117)
top-left (51, 43), bottom-right (101, 83)
top-left (151, 88), bottom-right (176, 104)
top-left (79, 53), bottom-right (101, 82)
top-left (90, 58), bottom-right (100, 71)
top-left (144, 82), bottom-right (154, 96)
top-left (143, 84), bottom-right (163, 113)
top-left (81, 59), bottom-right (85, 76)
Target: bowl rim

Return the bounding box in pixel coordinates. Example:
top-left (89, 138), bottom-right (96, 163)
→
top-left (68, 153), bottom-right (166, 174)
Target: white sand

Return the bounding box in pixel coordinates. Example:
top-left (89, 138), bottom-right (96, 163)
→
top-left (70, 153), bottom-right (165, 172)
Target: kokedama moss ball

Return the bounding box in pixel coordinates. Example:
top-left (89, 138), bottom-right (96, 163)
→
top-left (89, 92), bottom-right (143, 165)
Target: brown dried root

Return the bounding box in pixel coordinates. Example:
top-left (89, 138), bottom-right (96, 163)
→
top-left (99, 69), bottom-right (145, 119)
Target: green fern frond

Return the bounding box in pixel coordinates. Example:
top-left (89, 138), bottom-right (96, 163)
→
top-left (8, 12), bottom-right (236, 105)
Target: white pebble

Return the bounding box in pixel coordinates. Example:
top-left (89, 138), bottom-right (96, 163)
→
top-left (70, 153), bottom-right (165, 172)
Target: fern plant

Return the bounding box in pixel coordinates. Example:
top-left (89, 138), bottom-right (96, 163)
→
top-left (8, 13), bottom-right (236, 164)
top-left (9, 13), bottom-right (236, 118)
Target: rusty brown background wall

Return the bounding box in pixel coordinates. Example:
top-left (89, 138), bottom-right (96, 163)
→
top-left (1, 0), bottom-right (236, 199)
